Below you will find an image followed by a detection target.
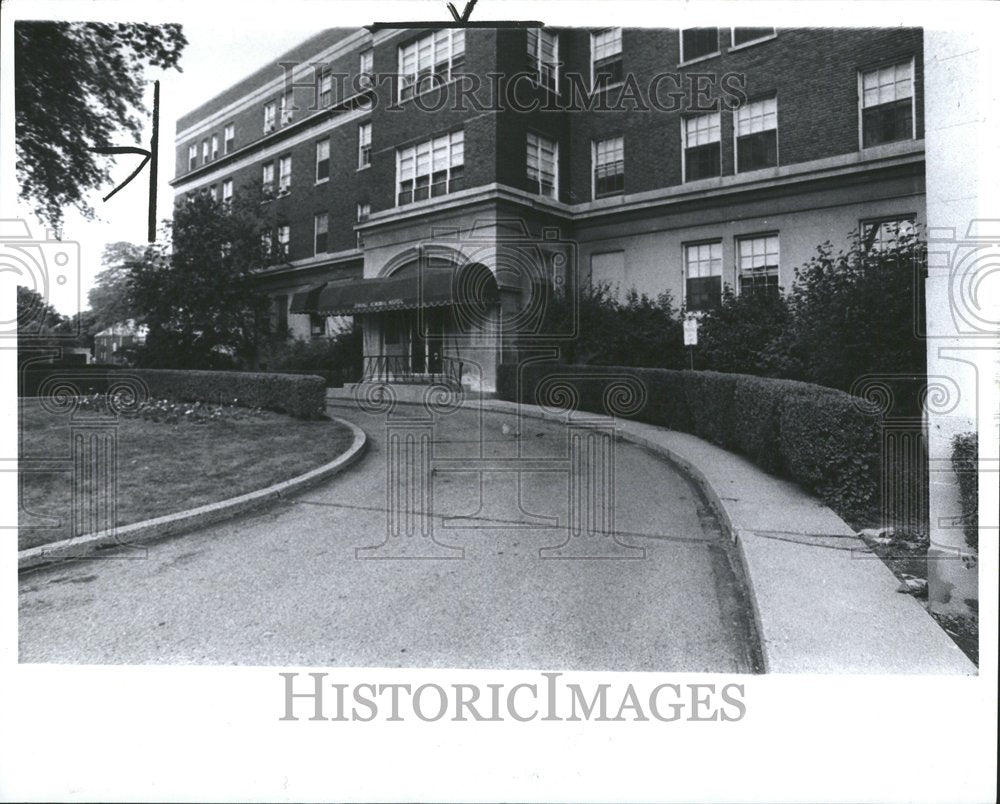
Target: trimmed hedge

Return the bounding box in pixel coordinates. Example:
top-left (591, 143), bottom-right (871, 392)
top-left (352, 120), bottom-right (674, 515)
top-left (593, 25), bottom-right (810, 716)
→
top-left (497, 362), bottom-right (882, 523)
top-left (128, 369), bottom-right (327, 419)
top-left (952, 433), bottom-right (978, 550)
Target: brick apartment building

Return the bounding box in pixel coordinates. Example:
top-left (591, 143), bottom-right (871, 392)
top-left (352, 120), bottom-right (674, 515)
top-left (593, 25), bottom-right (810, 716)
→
top-left (171, 26), bottom-right (924, 391)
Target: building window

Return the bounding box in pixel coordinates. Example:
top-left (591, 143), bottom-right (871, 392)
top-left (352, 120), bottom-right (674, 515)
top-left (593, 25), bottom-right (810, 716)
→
top-left (731, 28), bottom-right (775, 48)
top-left (861, 216), bottom-right (916, 253)
top-left (262, 162), bottom-right (275, 195)
top-left (261, 229), bottom-right (274, 262)
top-left (680, 28), bottom-right (720, 63)
top-left (319, 70), bottom-right (333, 106)
top-left (310, 315), bottom-right (326, 338)
top-left (590, 28), bottom-right (622, 89)
top-left (398, 29), bottom-right (465, 101)
top-left (211, 134), bottom-right (219, 160)
top-left (278, 155), bottom-right (292, 194)
top-left (860, 60), bottom-right (915, 147)
top-left (279, 91), bottom-right (293, 126)
top-left (683, 113), bottom-right (721, 181)
top-left (188, 144), bottom-right (197, 171)
top-left (202, 139), bottom-right (210, 164)
top-left (527, 28), bottom-right (559, 91)
top-left (263, 101), bottom-right (276, 133)
top-left (209, 184), bottom-right (217, 201)
top-left (358, 122), bottom-right (372, 169)
top-left (359, 49), bottom-right (374, 87)
top-left (316, 139), bottom-right (330, 182)
top-left (396, 130), bottom-right (464, 205)
top-left (224, 123), bottom-right (235, 154)
top-left (592, 136), bottom-right (624, 198)
top-left (356, 202), bottom-right (370, 249)
top-left (590, 251), bottom-right (625, 293)
top-left (222, 179), bottom-right (233, 206)
top-left (737, 234), bottom-right (780, 296)
top-left (276, 225), bottom-right (290, 258)
top-left (735, 97), bottom-right (778, 172)
top-left (526, 132), bottom-right (558, 199)
top-left (684, 241), bottom-right (723, 312)
top-left (314, 213), bottom-right (328, 255)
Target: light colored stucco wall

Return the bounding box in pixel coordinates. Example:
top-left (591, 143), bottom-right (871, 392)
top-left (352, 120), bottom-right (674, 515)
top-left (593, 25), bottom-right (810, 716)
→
top-left (576, 191), bottom-right (925, 305)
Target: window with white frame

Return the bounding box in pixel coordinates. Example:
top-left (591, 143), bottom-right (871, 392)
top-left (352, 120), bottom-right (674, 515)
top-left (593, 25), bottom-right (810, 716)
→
top-left (202, 139), bottom-right (210, 164)
top-left (396, 130), bottom-right (464, 205)
top-left (222, 179), bottom-right (233, 206)
top-left (356, 202), bottom-right (370, 249)
top-left (590, 251), bottom-right (625, 295)
top-left (861, 215), bottom-right (916, 253)
top-left (731, 28), bottom-right (775, 48)
top-left (279, 91), bottom-right (293, 125)
top-left (526, 132), bottom-right (558, 199)
top-left (359, 49), bottom-right (374, 87)
top-left (211, 134), bottom-right (219, 160)
top-left (262, 161), bottom-right (275, 194)
top-left (591, 28), bottom-right (622, 88)
top-left (224, 123), bottom-right (235, 154)
top-left (188, 144), bottom-right (198, 171)
top-left (314, 213), bottom-right (328, 254)
top-left (276, 225), bottom-right (290, 258)
top-left (735, 97), bottom-right (778, 172)
top-left (398, 29), bottom-right (465, 101)
top-left (319, 70), bottom-right (333, 106)
top-left (683, 113), bottom-right (721, 181)
top-left (261, 229), bottom-right (274, 261)
top-left (263, 101), bottom-right (276, 132)
top-left (680, 28), bottom-right (719, 62)
top-left (358, 122), bottom-right (372, 168)
top-left (737, 234), bottom-right (780, 296)
top-left (527, 28), bottom-right (559, 91)
top-left (209, 184), bottom-right (217, 201)
top-left (592, 136), bottom-right (624, 198)
top-left (316, 139), bottom-right (330, 182)
top-left (860, 60), bottom-right (915, 147)
top-left (278, 155), bottom-right (292, 194)
top-left (684, 241), bottom-right (723, 312)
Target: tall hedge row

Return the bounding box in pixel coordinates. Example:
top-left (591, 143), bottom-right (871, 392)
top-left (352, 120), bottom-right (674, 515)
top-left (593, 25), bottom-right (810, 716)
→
top-left (497, 362), bottom-right (883, 524)
top-left (128, 369), bottom-right (326, 419)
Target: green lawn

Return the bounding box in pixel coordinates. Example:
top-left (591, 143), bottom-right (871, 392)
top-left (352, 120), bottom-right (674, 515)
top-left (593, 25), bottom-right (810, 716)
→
top-left (18, 399), bottom-right (355, 551)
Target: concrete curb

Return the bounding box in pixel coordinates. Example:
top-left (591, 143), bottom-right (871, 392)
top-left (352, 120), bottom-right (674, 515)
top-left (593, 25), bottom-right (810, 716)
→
top-left (329, 393), bottom-right (976, 674)
top-left (18, 416), bottom-right (368, 571)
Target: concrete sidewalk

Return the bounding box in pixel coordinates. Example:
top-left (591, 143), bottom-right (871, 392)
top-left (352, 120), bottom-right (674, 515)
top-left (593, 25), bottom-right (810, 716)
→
top-left (330, 387), bottom-right (975, 674)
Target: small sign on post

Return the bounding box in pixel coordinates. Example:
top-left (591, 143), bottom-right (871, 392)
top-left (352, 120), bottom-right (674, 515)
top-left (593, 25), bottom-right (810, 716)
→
top-left (683, 315), bottom-right (698, 370)
top-left (683, 316), bottom-right (698, 346)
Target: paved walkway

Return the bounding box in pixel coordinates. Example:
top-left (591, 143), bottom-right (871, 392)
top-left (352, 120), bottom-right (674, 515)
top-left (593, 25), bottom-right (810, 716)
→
top-left (480, 397), bottom-right (976, 674)
top-left (19, 402), bottom-right (759, 671)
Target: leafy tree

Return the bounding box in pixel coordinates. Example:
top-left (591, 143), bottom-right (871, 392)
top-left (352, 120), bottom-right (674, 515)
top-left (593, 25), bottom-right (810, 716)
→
top-left (88, 241), bottom-right (145, 331)
top-left (16, 285), bottom-right (65, 335)
top-left (130, 191), bottom-right (271, 368)
top-left (775, 231), bottom-right (927, 403)
top-left (697, 286), bottom-right (792, 376)
top-left (15, 21), bottom-right (187, 231)
top-left (542, 283), bottom-right (684, 369)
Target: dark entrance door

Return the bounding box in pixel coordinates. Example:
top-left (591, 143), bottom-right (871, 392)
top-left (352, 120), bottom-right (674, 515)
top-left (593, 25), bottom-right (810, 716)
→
top-left (426, 308), bottom-right (444, 374)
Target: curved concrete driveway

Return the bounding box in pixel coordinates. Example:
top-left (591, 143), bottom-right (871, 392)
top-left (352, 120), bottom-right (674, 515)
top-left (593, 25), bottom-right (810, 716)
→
top-left (19, 401), bottom-right (759, 671)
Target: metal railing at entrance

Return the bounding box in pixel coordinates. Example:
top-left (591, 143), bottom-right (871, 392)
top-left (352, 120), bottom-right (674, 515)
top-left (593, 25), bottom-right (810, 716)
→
top-left (362, 354), bottom-right (463, 388)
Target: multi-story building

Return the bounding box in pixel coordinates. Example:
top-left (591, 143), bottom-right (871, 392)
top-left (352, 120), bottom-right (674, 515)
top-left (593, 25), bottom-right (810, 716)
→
top-left (171, 26), bottom-right (924, 391)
